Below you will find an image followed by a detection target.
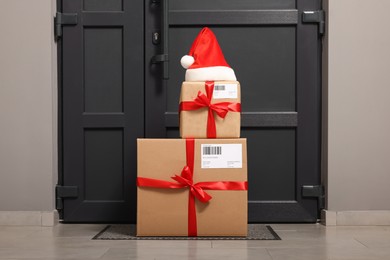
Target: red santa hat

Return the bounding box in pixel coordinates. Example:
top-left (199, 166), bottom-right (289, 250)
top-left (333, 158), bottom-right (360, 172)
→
top-left (180, 27), bottom-right (236, 81)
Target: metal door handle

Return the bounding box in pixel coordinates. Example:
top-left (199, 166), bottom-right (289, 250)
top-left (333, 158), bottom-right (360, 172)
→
top-left (151, 0), bottom-right (169, 80)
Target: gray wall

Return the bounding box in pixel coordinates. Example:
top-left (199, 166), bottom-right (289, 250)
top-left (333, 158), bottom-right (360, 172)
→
top-left (0, 0), bottom-right (57, 211)
top-left (324, 0), bottom-right (390, 211)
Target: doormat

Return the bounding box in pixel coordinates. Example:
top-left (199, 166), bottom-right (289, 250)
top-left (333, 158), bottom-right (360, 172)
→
top-left (92, 224), bottom-right (281, 240)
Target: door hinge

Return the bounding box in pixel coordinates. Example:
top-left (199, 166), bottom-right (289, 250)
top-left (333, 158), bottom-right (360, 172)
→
top-left (54, 12), bottom-right (78, 41)
top-left (302, 10), bottom-right (325, 36)
top-left (55, 185), bottom-right (78, 210)
top-left (302, 185), bottom-right (325, 210)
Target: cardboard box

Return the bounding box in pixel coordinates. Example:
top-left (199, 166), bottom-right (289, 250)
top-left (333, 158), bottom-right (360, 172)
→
top-left (179, 81), bottom-right (241, 138)
top-left (137, 138), bottom-right (247, 237)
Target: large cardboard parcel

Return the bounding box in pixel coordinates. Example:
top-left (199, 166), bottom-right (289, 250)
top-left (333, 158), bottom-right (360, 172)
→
top-left (179, 81), bottom-right (241, 138)
top-left (137, 138), bottom-right (247, 237)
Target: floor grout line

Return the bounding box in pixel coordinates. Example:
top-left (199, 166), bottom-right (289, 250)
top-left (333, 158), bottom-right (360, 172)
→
top-left (265, 248), bottom-right (274, 259)
top-left (354, 238), bottom-right (370, 248)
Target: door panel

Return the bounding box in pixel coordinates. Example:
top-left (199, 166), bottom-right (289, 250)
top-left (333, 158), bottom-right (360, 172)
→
top-left (146, 0), bottom-right (322, 222)
top-left (83, 0), bottom-right (123, 11)
top-left (59, 0), bottom-right (143, 222)
top-left (84, 28), bottom-right (124, 113)
top-left (170, 0), bottom-right (296, 10)
top-left (245, 128), bottom-right (296, 201)
top-left (84, 129), bottom-right (124, 201)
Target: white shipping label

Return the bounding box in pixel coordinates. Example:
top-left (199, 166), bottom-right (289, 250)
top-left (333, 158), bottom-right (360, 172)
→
top-left (213, 84), bottom-right (238, 99)
top-left (201, 144), bottom-right (242, 169)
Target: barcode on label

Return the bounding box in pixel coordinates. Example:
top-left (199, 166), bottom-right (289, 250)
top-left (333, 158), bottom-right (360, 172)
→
top-left (214, 85), bottom-right (226, 91)
top-left (212, 84), bottom-right (237, 99)
top-left (201, 143), bottom-right (242, 168)
top-left (203, 146), bottom-right (222, 155)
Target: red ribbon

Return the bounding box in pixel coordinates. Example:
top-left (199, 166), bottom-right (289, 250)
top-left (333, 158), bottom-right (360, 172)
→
top-left (179, 81), bottom-right (241, 138)
top-left (137, 139), bottom-right (247, 236)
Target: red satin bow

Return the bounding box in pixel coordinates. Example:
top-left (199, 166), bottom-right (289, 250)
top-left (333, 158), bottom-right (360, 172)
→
top-left (171, 166), bottom-right (212, 203)
top-left (137, 139), bottom-right (247, 236)
top-left (179, 81), bottom-right (241, 138)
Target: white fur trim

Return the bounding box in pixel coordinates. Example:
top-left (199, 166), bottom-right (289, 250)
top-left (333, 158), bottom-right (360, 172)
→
top-left (185, 66), bottom-right (237, 81)
top-left (180, 55), bottom-right (195, 69)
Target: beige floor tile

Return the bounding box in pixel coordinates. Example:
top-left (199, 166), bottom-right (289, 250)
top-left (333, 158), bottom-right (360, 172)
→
top-left (355, 236), bottom-right (390, 248)
top-left (267, 247), bottom-right (329, 260)
top-left (101, 247), bottom-right (272, 260)
top-left (269, 245), bottom-right (390, 260)
top-left (0, 226), bottom-right (48, 239)
top-left (0, 236), bottom-right (107, 249)
top-left (25, 224), bottom-right (106, 238)
top-left (325, 226), bottom-right (390, 236)
top-left (211, 237), bottom-right (365, 249)
top-left (0, 236), bottom-right (212, 251)
top-left (0, 247), bottom-right (109, 259)
top-left (328, 247), bottom-right (390, 260)
top-left (124, 240), bottom-right (213, 249)
top-left (1, 224), bottom-right (390, 260)
top-left (0, 226), bottom-right (49, 232)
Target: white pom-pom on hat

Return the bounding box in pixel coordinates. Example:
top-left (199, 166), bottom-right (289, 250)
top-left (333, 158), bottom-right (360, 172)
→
top-left (180, 55), bottom-right (195, 69)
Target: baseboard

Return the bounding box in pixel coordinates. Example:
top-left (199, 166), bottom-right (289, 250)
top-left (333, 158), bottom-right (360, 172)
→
top-left (322, 210), bottom-right (390, 226)
top-left (0, 211), bottom-right (59, 226)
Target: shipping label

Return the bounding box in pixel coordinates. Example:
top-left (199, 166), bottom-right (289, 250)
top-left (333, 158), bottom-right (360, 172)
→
top-left (201, 144), bottom-right (242, 169)
top-left (213, 84), bottom-right (238, 99)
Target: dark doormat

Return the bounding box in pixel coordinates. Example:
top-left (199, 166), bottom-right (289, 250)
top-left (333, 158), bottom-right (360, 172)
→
top-left (92, 224), bottom-right (281, 240)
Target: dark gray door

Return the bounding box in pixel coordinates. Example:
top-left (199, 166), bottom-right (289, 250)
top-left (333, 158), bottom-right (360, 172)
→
top-left (60, 0), bottom-right (322, 223)
top-left (146, 0), bottom-right (322, 222)
top-left (58, 0), bottom-right (143, 222)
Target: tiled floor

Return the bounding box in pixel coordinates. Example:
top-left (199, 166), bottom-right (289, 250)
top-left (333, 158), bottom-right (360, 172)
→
top-left (1, 224), bottom-right (390, 259)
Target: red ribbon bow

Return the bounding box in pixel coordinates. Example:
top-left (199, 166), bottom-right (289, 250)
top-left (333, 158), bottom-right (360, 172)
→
top-left (171, 166), bottom-right (212, 203)
top-left (179, 81), bottom-right (241, 138)
top-left (137, 139), bottom-right (247, 236)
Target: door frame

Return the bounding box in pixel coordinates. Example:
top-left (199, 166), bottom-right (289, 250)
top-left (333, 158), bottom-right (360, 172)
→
top-left (57, 0), bottom-right (65, 219)
top-left (57, 0), bottom-right (323, 222)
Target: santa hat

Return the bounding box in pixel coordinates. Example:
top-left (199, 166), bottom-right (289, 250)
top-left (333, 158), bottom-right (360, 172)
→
top-left (180, 27), bottom-right (236, 81)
